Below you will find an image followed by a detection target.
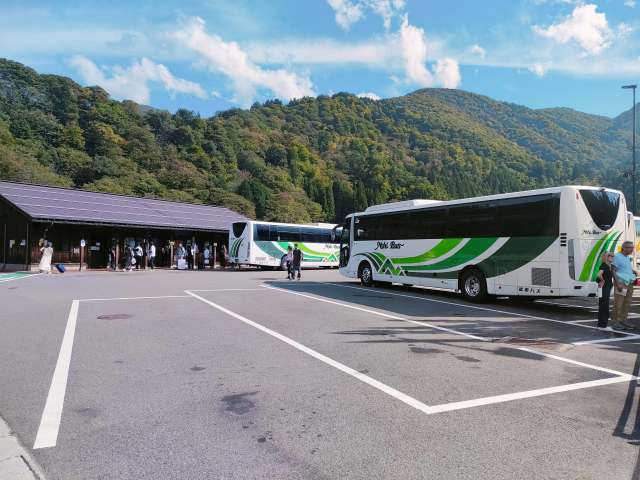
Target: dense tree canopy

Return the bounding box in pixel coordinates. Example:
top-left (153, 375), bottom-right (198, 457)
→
top-left (0, 58), bottom-right (637, 223)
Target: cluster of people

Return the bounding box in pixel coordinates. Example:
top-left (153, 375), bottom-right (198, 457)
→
top-left (284, 244), bottom-right (303, 280)
top-left (174, 242), bottom-right (215, 270)
top-left (116, 242), bottom-right (157, 272)
top-left (597, 240), bottom-right (637, 331)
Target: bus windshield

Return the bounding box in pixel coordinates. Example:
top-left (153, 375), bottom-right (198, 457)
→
top-left (579, 190), bottom-right (620, 230)
top-left (232, 222), bottom-right (247, 237)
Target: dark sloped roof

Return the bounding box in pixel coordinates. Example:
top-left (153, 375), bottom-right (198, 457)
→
top-left (0, 181), bottom-right (248, 232)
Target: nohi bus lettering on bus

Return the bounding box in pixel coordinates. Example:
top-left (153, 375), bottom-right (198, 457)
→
top-left (229, 221), bottom-right (340, 269)
top-left (336, 186), bottom-right (632, 302)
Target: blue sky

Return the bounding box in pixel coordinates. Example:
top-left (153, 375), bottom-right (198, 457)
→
top-left (1, 0), bottom-right (639, 117)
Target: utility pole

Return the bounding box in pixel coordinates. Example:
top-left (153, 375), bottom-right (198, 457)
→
top-left (623, 84), bottom-right (637, 214)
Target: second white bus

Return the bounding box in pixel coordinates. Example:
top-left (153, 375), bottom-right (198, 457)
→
top-left (229, 220), bottom-right (340, 269)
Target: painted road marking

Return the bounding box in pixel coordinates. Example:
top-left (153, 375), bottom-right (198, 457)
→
top-left (572, 335), bottom-right (640, 346)
top-left (327, 282), bottom-right (637, 337)
top-left (33, 294), bottom-right (197, 449)
top-left (260, 285), bottom-right (487, 341)
top-left (184, 290), bottom-right (434, 414)
top-left (249, 287), bottom-right (637, 414)
top-left (33, 300), bottom-right (79, 449)
top-left (0, 273), bottom-right (39, 284)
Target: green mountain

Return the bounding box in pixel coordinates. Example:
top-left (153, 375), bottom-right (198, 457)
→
top-left (0, 58), bottom-right (637, 222)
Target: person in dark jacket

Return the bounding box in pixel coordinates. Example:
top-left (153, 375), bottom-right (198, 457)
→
top-left (597, 252), bottom-right (615, 330)
top-left (292, 244), bottom-right (303, 281)
top-left (124, 245), bottom-right (134, 272)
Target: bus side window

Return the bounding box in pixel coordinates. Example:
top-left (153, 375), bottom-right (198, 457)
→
top-left (254, 224), bottom-right (269, 241)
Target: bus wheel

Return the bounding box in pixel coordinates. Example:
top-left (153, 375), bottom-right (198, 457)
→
top-left (460, 269), bottom-right (488, 303)
top-left (359, 262), bottom-right (374, 287)
top-left (279, 255), bottom-right (287, 271)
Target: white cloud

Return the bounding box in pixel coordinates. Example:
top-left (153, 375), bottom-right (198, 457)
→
top-left (529, 62), bottom-right (548, 76)
top-left (399, 15), bottom-right (434, 86)
top-left (357, 91), bottom-right (381, 100)
top-left (69, 55), bottom-right (207, 104)
top-left (326, 0), bottom-right (405, 30)
top-left (625, 0), bottom-right (635, 7)
top-left (327, 0), bottom-right (363, 30)
top-left (532, 4), bottom-right (612, 55)
top-left (470, 44), bottom-right (486, 59)
top-left (618, 22), bottom-right (634, 38)
top-left (434, 58), bottom-right (461, 88)
top-left (172, 17), bottom-right (315, 107)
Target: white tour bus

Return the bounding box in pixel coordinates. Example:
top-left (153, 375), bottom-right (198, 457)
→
top-left (336, 186), bottom-right (633, 302)
top-left (229, 220), bottom-right (340, 269)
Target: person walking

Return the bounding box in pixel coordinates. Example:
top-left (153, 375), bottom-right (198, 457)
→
top-left (148, 242), bottom-right (156, 270)
top-left (285, 246), bottom-right (293, 280)
top-left (38, 241), bottom-right (53, 274)
top-left (176, 242), bottom-right (186, 270)
top-left (596, 252), bottom-right (614, 331)
top-left (611, 241), bottom-right (637, 330)
top-left (292, 243), bottom-right (303, 281)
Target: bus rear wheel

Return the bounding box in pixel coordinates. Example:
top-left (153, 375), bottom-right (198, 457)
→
top-left (460, 268), bottom-right (488, 303)
top-left (358, 262), bottom-right (374, 287)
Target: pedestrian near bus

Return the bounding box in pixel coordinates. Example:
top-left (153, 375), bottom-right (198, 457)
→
top-left (292, 244), bottom-right (303, 281)
top-left (611, 241), bottom-right (637, 330)
top-left (596, 252), bottom-right (614, 330)
top-left (285, 246), bottom-right (293, 280)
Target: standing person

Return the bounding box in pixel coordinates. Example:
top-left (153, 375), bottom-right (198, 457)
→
top-left (203, 244), bottom-right (210, 269)
top-left (148, 242), bottom-right (156, 270)
top-left (186, 242), bottom-right (194, 270)
top-left (220, 244), bottom-right (228, 269)
top-left (611, 241), bottom-right (637, 330)
top-left (596, 252), bottom-right (614, 331)
top-left (134, 243), bottom-right (143, 270)
top-left (108, 245), bottom-right (117, 271)
top-left (124, 244), bottom-right (133, 272)
top-left (191, 242), bottom-right (199, 270)
top-left (292, 243), bottom-right (303, 281)
top-left (176, 242), bottom-right (186, 269)
top-left (39, 241), bottom-right (53, 274)
top-left (285, 246), bottom-right (293, 280)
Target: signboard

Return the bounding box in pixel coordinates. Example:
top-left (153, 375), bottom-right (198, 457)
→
top-left (80, 239), bottom-right (86, 248)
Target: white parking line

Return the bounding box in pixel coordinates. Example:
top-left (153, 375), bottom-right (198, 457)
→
top-left (0, 273), bottom-right (40, 284)
top-left (79, 295), bottom-right (191, 302)
top-left (327, 283), bottom-right (637, 336)
top-left (572, 335), bottom-right (640, 346)
top-left (184, 289), bottom-right (434, 414)
top-left (33, 300), bottom-right (79, 449)
top-left (261, 284), bottom-right (487, 341)
top-left (201, 286), bottom-right (637, 414)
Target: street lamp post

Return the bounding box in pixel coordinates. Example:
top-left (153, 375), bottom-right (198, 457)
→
top-left (622, 84), bottom-right (637, 214)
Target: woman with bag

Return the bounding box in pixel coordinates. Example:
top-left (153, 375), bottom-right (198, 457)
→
top-left (38, 241), bottom-right (54, 274)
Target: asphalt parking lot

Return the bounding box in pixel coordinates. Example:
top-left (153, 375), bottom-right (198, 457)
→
top-left (3, 268), bottom-right (640, 479)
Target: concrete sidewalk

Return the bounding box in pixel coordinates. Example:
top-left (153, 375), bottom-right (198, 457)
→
top-left (0, 416), bottom-right (46, 479)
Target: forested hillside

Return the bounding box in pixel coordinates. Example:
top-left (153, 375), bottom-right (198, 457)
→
top-left (0, 58), bottom-right (636, 222)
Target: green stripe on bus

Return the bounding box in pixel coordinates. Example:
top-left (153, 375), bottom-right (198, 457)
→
top-left (589, 231), bottom-right (621, 281)
top-left (392, 238), bottom-right (464, 265)
top-left (578, 231), bottom-right (615, 282)
top-left (402, 237), bottom-right (498, 272)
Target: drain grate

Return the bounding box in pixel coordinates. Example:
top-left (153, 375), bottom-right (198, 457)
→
top-left (97, 313), bottom-right (134, 320)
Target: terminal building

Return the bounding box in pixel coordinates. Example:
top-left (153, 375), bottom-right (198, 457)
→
top-left (0, 181), bottom-right (248, 271)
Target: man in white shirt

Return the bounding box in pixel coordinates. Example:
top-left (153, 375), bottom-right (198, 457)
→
top-left (149, 242), bottom-right (157, 270)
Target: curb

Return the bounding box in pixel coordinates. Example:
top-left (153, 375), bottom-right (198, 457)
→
top-left (0, 416), bottom-right (46, 479)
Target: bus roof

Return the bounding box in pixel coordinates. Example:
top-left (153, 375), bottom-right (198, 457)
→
top-left (234, 220), bottom-right (338, 229)
top-left (356, 185), bottom-right (623, 216)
